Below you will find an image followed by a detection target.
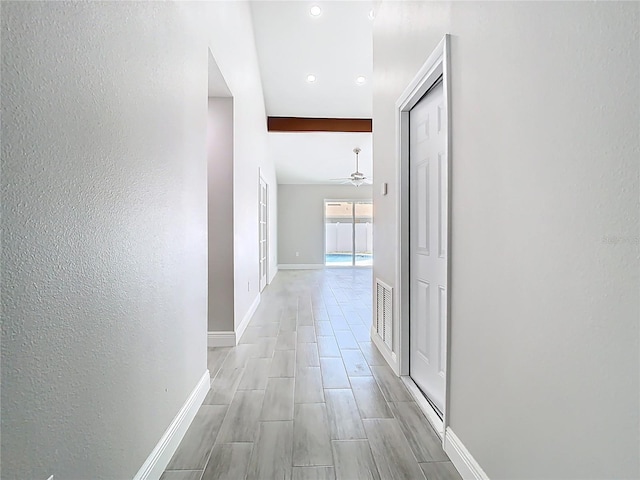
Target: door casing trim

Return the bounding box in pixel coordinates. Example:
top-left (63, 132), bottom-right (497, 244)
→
top-left (395, 34), bottom-right (452, 442)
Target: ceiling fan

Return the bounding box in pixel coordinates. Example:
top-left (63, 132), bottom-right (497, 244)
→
top-left (331, 147), bottom-right (373, 187)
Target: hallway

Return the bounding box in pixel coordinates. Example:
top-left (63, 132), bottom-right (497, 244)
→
top-left (161, 269), bottom-right (460, 480)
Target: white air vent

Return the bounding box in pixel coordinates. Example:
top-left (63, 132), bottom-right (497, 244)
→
top-left (375, 279), bottom-right (393, 350)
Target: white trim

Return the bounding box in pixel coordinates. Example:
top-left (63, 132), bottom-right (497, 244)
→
top-left (444, 428), bottom-right (490, 480)
top-left (370, 326), bottom-right (399, 375)
top-left (278, 264), bottom-right (324, 270)
top-left (268, 265), bottom-right (278, 283)
top-left (395, 34), bottom-right (452, 428)
top-left (133, 370), bottom-right (210, 480)
top-left (396, 103), bottom-right (411, 375)
top-left (207, 331), bottom-right (236, 347)
top-left (236, 293), bottom-right (260, 343)
top-left (401, 376), bottom-right (444, 438)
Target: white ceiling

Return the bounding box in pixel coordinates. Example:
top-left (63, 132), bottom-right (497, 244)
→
top-left (249, 1), bottom-right (374, 185)
top-left (250, 1), bottom-right (373, 118)
top-left (270, 131), bottom-right (372, 184)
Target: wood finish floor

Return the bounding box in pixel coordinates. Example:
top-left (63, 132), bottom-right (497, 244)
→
top-left (162, 269), bottom-right (461, 480)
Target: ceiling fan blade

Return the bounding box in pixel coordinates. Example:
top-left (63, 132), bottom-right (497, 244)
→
top-left (332, 149), bottom-right (371, 186)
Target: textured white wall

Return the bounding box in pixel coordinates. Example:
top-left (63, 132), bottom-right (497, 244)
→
top-left (373, 1), bottom-right (639, 478)
top-left (1, 2), bottom-right (208, 479)
top-left (208, 97), bottom-right (234, 332)
top-left (206, 2), bottom-right (279, 324)
top-left (278, 185), bottom-right (372, 265)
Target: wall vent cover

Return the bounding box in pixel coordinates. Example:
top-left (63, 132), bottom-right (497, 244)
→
top-left (375, 279), bottom-right (393, 350)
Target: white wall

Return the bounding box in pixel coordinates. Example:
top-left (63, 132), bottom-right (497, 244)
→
top-left (279, 185), bottom-right (372, 265)
top-left (208, 97), bottom-right (234, 332)
top-left (1, 3), bottom-right (208, 478)
top-left (373, 1), bottom-right (639, 478)
top-left (205, 2), bottom-right (279, 326)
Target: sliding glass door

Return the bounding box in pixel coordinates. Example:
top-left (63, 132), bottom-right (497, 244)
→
top-left (354, 201), bottom-right (373, 266)
top-left (325, 200), bottom-right (372, 267)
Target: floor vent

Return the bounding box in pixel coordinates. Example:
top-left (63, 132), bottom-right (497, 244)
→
top-left (375, 279), bottom-right (393, 350)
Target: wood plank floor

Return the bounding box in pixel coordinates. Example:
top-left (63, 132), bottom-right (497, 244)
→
top-left (162, 268), bottom-right (461, 480)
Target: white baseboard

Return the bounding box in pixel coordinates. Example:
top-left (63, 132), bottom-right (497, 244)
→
top-left (370, 326), bottom-right (399, 375)
top-left (236, 293), bottom-right (260, 344)
top-left (278, 263), bottom-right (324, 270)
top-left (207, 331), bottom-right (236, 347)
top-left (444, 427), bottom-right (489, 480)
top-left (401, 376), bottom-right (444, 438)
top-left (134, 370), bottom-right (210, 480)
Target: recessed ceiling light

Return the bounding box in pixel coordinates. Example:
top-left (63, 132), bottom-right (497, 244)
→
top-left (307, 74), bottom-right (316, 83)
top-left (368, 9), bottom-right (375, 20)
top-left (356, 76), bottom-right (366, 85)
top-left (310, 5), bottom-right (322, 17)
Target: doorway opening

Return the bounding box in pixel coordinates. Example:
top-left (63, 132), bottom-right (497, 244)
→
top-left (206, 48), bottom-right (235, 342)
top-left (324, 200), bottom-right (372, 267)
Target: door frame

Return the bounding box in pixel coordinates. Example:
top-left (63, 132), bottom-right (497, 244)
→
top-left (395, 34), bottom-right (451, 438)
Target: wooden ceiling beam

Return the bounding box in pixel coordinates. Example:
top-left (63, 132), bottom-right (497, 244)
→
top-left (267, 117), bottom-right (372, 133)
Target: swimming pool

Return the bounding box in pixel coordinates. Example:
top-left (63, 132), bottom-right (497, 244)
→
top-left (325, 253), bottom-right (372, 266)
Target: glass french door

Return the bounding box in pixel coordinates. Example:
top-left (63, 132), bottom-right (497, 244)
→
top-left (259, 177), bottom-right (268, 291)
top-left (325, 200), bottom-right (372, 266)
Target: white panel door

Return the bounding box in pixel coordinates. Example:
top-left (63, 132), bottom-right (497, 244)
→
top-left (259, 177), bottom-right (268, 292)
top-left (409, 80), bottom-right (447, 413)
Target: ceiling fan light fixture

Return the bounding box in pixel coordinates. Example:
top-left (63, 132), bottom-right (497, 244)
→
top-left (330, 146), bottom-right (372, 186)
top-left (350, 147), bottom-right (365, 186)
